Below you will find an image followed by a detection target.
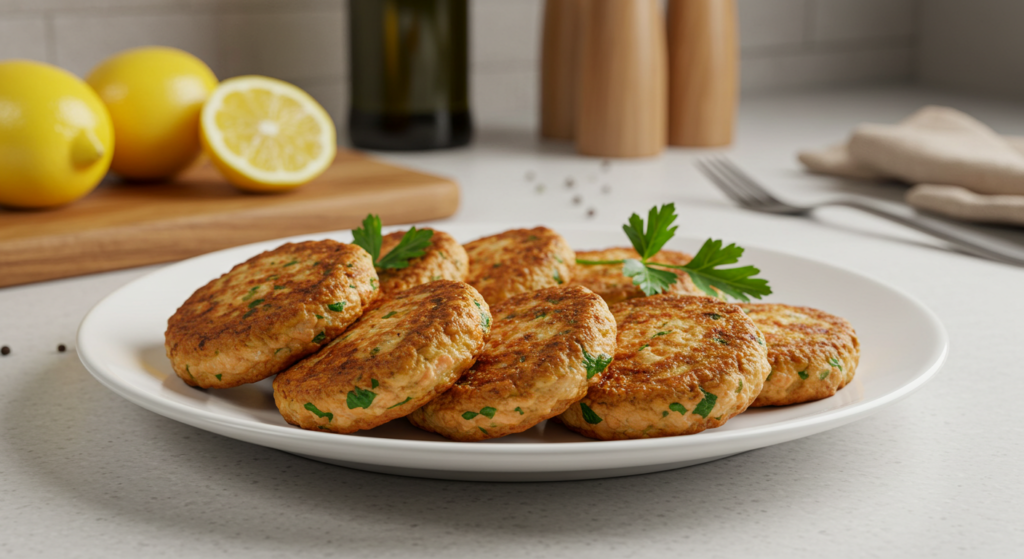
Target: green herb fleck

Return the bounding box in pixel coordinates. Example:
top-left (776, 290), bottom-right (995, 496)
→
top-left (767, 369), bottom-right (774, 381)
top-left (242, 286), bottom-right (260, 301)
top-left (274, 285), bottom-right (285, 290)
top-left (652, 331), bottom-right (669, 338)
top-left (248, 298), bottom-right (264, 309)
top-left (514, 407), bottom-right (524, 415)
top-left (243, 308), bottom-right (257, 319)
top-left (554, 255), bottom-right (564, 263)
top-left (527, 235), bottom-right (540, 241)
top-left (713, 336), bottom-right (728, 345)
top-left (692, 388), bottom-right (718, 418)
top-left (349, 284), bottom-right (356, 289)
top-left (267, 274), bottom-right (279, 280)
top-left (371, 378), bottom-right (379, 389)
top-left (798, 370), bottom-right (809, 380)
top-left (479, 427), bottom-right (489, 435)
top-left (346, 386), bottom-right (377, 409)
top-left (638, 344), bottom-right (650, 352)
top-left (462, 411), bottom-right (479, 420)
top-left (553, 269), bottom-right (564, 284)
top-left (669, 402), bottom-right (687, 415)
top-left (383, 311), bottom-right (397, 319)
top-left (215, 374), bottom-right (222, 381)
top-left (370, 347), bottom-right (380, 357)
top-left (828, 356), bottom-right (843, 371)
top-left (370, 278), bottom-right (377, 291)
top-left (328, 302), bottom-right (347, 312)
top-left (388, 397), bottom-right (413, 409)
top-left (819, 370), bottom-right (830, 380)
top-left (185, 364), bottom-right (194, 380)
top-left (283, 259), bottom-right (299, 267)
top-left (480, 406), bottom-right (497, 419)
top-left (581, 347), bottom-right (612, 380)
top-left (312, 331), bottom-right (326, 344)
top-left (757, 336), bottom-right (765, 346)
top-left (707, 313), bottom-right (721, 320)
top-left (274, 348), bottom-right (287, 355)
top-left (492, 263), bottom-right (502, 268)
top-left (714, 415), bottom-right (723, 421)
top-left (580, 402), bottom-right (603, 425)
top-left (305, 402), bottom-right (333, 422)
top-left (315, 314), bottom-right (324, 319)
top-left (735, 380), bottom-right (743, 394)
top-left (534, 311), bottom-right (547, 320)
top-left (662, 411), bottom-right (669, 418)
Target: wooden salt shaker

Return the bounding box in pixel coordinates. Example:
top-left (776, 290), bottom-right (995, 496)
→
top-left (540, 0), bottom-right (583, 140)
top-left (575, 0), bottom-right (667, 158)
top-left (667, 0), bottom-right (738, 147)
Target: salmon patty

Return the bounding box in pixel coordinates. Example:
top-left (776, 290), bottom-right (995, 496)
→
top-left (742, 303), bottom-right (860, 407)
top-left (558, 294), bottom-right (770, 440)
top-left (165, 240), bottom-right (379, 389)
top-left (408, 285), bottom-right (617, 441)
top-left (463, 227), bottom-right (575, 306)
top-left (274, 280), bottom-right (491, 434)
top-left (376, 228), bottom-right (468, 299)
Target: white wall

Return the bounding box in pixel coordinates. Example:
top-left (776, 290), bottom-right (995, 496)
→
top-left (0, 0), bottom-right (921, 124)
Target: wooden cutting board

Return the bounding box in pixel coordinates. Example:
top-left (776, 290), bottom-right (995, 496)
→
top-left (0, 150), bottom-right (459, 288)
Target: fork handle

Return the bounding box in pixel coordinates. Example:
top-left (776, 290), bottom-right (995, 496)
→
top-left (831, 199), bottom-right (1024, 266)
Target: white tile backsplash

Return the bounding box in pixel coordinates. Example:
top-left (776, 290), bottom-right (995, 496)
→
top-left (736, 0), bottom-right (808, 49)
top-left (811, 0), bottom-right (917, 43)
top-left (1, 0), bottom-right (922, 123)
top-left (0, 13), bottom-right (49, 61)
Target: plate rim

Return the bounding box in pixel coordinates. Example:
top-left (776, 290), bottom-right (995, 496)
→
top-left (77, 224), bottom-right (949, 467)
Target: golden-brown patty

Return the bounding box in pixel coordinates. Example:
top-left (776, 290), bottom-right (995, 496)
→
top-left (165, 240), bottom-right (378, 389)
top-left (558, 294), bottom-right (770, 440)
top-left (273, 280), bottom-right (490, 434)
top-left (572, 247), bottom-right (704, 305)
top-left (376, 228), bottom-right (469, 299)
top-left (742, 303), bottom-right (860, 407)
top-left (408, 285), bottom-right (617, 441)
top-left (463, 226), bottom-right (575, 306)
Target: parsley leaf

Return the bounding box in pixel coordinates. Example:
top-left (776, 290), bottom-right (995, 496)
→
top-left (304, 402), bottom-right (333, 422)
top-left (623, 258), bottom-right (677, 297)
top-left (692, 388), bottom-right (718, 418)
top-left (828, 356), bottom-right (843, 371)
top-left (347, 385), bottom-right (377, 409)
top-left (668, 402), bottom-right (687, 415)
top-left (576, 204), bottom-right (772, 301)
top-left (352, 214), bottom-right (434, 270)
top-left (623, 204), bottom-right (678, 260)
top-left (581, 347), bottom-right (612, 380)
top-left (580, 402), bottom-right (603, 425)
top-left (328, 301), bottom-right (346, 312)
top-left (388, 396), bottom-right (412, 409)
top-left (654, 239), bottom-right (772, 302)
top-left (480, 406), bottom-right (497, 419)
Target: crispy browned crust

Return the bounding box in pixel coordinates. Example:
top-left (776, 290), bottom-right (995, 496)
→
top-left (559, 294), bottom-right (770, 440)
top-left (463, 226), bottom-right (575, 306)
top-left (165, 240), bottom-right (379, 389)
top-left (408, 285), bottom-right (617, 441)
top-left (273, 280), bottom-right (490, 434)
top-left (572, 247), bottom-right (704, 304)
top-left (376, 228), bottom-right (469, 299)
top-left (742, 303), bottom-right (860, 407)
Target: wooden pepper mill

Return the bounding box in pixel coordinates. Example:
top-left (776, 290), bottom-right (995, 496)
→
top-left (540, 0), bottom-right (583, 140)
top-left (667, 0), bottom-right (739, 147)
top-left (575, 0), bottom-right (667, 158)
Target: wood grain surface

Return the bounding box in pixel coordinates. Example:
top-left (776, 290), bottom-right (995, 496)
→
top-left (667, 0), bottom-right (738, 147)
top-left (0, 150), bottom-right (460, 287)
top-left (540, 0), bottom-right (583, 140)
top-left (575, 0), bottom-right (667, 158)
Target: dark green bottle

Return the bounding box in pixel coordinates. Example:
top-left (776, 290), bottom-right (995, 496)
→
top-left (348, 0), bottom-right (472, 150)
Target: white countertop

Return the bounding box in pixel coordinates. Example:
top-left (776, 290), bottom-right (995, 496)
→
top-left (3, 86), bottom-right (1024, 557)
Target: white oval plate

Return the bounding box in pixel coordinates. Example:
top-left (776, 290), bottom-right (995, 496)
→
top-left (78, 225), bottom-right (947, 482)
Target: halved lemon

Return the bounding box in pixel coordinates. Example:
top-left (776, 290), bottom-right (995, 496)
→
top-left (200, 76), bottom-right (336, 192)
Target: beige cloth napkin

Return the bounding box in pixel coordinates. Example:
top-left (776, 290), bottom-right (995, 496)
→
top-left (799, 106), bottom-right (1024, 226)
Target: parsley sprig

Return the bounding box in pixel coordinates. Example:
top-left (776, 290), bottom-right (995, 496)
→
top-left (575, 203), bottom-right (772, 302)
top-left (352, 214), bottom-right (433, 270)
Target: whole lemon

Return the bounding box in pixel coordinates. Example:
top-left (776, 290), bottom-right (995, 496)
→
top-left (87, 46), bottom-right (218, 180)
top-left (0, 60), bottom-right (114, 209)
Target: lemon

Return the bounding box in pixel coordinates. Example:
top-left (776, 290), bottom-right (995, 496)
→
top-left (87, 46), bottom-right (217, 180)
top-left (200, 75), bottom-right (336, 192)
top-left (0, 60), bottom-right (114, 209)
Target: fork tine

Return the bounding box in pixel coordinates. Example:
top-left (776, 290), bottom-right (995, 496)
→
top-left (695, 158), bottom-right (757, 207)
top-left (712, 157), bottom-right (785, 206)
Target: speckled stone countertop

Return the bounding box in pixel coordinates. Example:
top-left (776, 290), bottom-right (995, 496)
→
top-left (2, 86), bottom-right (1023, 557)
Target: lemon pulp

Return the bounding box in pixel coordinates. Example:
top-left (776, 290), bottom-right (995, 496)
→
top-left (201, 76), bottom-right (336, 192)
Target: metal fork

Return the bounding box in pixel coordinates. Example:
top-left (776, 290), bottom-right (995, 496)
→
top-left (696, 156), bottom-right (1024, 266)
